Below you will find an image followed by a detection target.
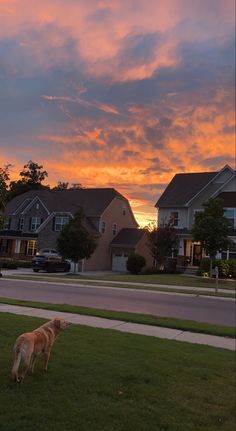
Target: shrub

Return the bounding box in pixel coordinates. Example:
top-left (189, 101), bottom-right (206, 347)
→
top-left (213, 259), bottom-right (236, 279)
top-left (126, 253), bottom-right (146, 274)
top-left (0, 261), bottom-right (18, 269)
top-left (228, 259), bottom-right (236, 279)
top-left (199, 258), bottom-right (211, 272)
top-left (164, 257), bottom-right (177, 274)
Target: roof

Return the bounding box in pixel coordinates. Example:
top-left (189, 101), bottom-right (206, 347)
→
top-left (110, 228), bottom-right (147, 247)
top-left (156, 172), bottom-right (218, 207)
top-left (6, 188), bottom-right (126, 217)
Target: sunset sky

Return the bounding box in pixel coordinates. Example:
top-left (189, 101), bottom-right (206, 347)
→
top-left (0, 0), bottom-right (235, 226)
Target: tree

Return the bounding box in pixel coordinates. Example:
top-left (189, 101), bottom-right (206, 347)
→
top-left (9, 160), bottom-right (49, 199)
top-left (52, 182), bottom-right (69, 190)
top-left (191, 198), bottom-right (231, 277)
top-left (57, 209), bottom-right (97, 271)
top-left (0, 164), bottom-right (10, 228)
top-left (147, 224), bottom-right (177, 268)
top-left (126, 253), bottom-right (146, 274)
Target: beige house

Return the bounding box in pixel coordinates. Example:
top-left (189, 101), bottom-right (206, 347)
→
top-left (155, 165), bottom-right (236, 265)
top-left (0, 188), bottom-right (151, 271)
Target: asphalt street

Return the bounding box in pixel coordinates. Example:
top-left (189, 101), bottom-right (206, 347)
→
top-left (0, 278), bottom-right (235, 326)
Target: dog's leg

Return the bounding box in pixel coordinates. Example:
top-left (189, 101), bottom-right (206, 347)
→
top-left (20, 357), bottom-right (31, 382)
top-left (43, 349), bottom-right (51, 371)
top-left (11, 350), bottom-right (21, 383)
top-left (29, 353), bottom-right (37, 373)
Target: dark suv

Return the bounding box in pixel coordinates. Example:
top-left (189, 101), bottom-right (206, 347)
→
top-left (32, 255), bottom-right (71, 273)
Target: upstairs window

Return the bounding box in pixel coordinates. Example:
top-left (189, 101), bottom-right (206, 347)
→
top-left (18, 218), bottom-right (24, 231)
top-left (112, 223), bottom-right (117, 236)
top-left (170, 211), bottom-right (179, 227)
top-left (3, 217), bottom-right (11, 230)
top-left (101, 221), bottom-right (106, 234)
top-left (122, 206), bottom-right (126, 216)
top-left (54, 216), bottom-right (70, 231)
top-left (224, 209), bottom-right (235, 227)
top-left (30, 217), bottom-right (42, 231)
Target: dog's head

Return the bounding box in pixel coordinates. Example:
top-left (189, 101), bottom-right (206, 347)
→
top-left (53, 317), bottom-right (71, 331)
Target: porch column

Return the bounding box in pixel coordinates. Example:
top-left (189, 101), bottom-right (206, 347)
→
top-left (14, 239), bottom-right (21, 254)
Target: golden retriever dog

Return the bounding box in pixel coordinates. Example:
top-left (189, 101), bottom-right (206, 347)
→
top-left (11, 317), bottom-right (70, 383)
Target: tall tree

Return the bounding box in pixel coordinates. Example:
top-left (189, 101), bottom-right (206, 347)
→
top-left (0, 164), bottom-right (10, 228)
top-left (57, 209), bottom-right (97, 271)
top-left (9, 160), bottom-right (49, 199)
top-left (147, 224), bottom-right (177, 268)
top-left (191, 198), bottom-right (231, 276)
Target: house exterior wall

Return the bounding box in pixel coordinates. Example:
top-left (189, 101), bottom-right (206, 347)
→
top-left (158, 208), bottom-right (188, 229)
top-left (135, 234), bottom-right (153, 267)
top-left (84, 197), bottom-right (138, 270)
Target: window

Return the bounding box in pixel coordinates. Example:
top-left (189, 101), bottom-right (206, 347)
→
top-left (30, 217), bottom-right (41, 231)
top-left (101, 221), bottom-right (106, 234)
top-left (112, 223), bottom-right (117, 236)
top-left (27, 240), bottom-right (37, 256)
top-left (18, 218), bottom-right (24, 231)
top-left (54, 216), bottom-right (70, 231)
top-left (3, 218), bottom-right (11, 230)
top-left (224, 209), bottom-right (235, 227)
top-left (170, 211), bottom-right (179, 226)
top-left (122, 206), bottom-right (126, 216)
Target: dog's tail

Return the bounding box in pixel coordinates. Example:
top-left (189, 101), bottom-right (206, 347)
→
top-left (11, 346), bottom-right (22, 383)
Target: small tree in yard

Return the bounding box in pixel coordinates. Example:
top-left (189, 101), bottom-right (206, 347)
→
top-left (126, 253), bottom-right (146, 274)
top-left (57, 209), bottom-right (97, 271)
top-left (147, 224), bottom-right (177, 269)
top-left (191, 198), bottom-right (231, 277)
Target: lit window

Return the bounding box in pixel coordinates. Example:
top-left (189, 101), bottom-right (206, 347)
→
top-left (170, 212), bottom-right (179, 226)
top-left (54, 216), bottom-right (70, 231)
top-left (27, 240), bottom-right (37, 256)
top-left (30, 217), bottom-right (41, 231)
top-left (112, 223), bottom-right (117, 236)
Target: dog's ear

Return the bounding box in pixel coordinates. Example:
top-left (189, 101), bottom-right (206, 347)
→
top-left (54, 318), bottom-right (62, 329)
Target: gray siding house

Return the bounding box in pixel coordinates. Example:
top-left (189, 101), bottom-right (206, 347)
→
top-left (155, 165), bottom-right (236, 265)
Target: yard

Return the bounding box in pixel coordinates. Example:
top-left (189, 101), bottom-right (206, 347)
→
top-left (0, 313), bottom-right (235, 431)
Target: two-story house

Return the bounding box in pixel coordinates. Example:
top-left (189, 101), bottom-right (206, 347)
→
top-left (0, 188), bottom-right (152, 271)
top-left (155, 165), bottom-right (236, 265)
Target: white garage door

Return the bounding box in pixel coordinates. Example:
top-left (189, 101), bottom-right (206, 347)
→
top-left (112, 253), bottom-right (128, 272)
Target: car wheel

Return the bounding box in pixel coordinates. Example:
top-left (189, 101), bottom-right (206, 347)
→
top-left (33, 269), bottom-right (39, 272)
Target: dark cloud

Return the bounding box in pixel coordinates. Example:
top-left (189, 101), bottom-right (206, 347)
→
top-left (200, 156), bottom-right (235, 168)
top-left (118, 32), bottom-right (162, 68)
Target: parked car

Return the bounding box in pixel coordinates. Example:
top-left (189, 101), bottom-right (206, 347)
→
top-left (36, 249), bottom-right (60, 257)
top-left (32, 255), bottom-right (71, 273)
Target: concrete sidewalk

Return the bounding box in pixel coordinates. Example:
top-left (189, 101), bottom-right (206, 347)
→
top-left (0, 303), bottom-right (235, 351)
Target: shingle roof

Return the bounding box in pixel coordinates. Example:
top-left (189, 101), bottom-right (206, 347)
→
top-left (6, 188), bottom-right (126, 217)
top-left (110, 228), bottom-right (147, 247)
top-left (155, 172), bottom-right (218, 207)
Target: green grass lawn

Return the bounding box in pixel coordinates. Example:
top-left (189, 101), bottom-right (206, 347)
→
top-left (78, 273), bottom-right (235, 289)
top-left (0, 313), bottom-right (235, 431)
top-left (5, 271), bottom-right (236, 290)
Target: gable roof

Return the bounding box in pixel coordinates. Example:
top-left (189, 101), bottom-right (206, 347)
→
top-left (110, 228), bottom-right (147, 247)
top-left (155, 165), bottom-right (235, 208)
top-left (6, 188), bottom-right (126, 217)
